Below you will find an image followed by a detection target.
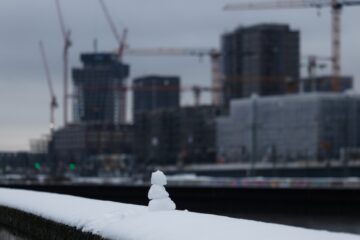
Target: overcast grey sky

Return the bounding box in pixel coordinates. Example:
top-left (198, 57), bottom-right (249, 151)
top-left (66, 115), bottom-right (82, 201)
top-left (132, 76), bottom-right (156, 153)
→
top-left (0, 0), bottom-right (359, 151)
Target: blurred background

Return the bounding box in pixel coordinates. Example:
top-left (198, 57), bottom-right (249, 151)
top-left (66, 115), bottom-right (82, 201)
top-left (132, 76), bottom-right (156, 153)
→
top-left (1, 0), bottom-right (360, 182)
top-left (1, 0), bottom-right (360, 234)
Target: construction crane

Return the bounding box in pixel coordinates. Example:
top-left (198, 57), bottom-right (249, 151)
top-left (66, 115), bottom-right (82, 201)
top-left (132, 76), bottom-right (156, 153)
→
top-left (300, 55), bottom-right (331, 92)
top-left (131, 84), bottom-right (219, 107)
top-left (39, 41), bottom-right (58, 133)
top-left (98, 0), bottom-right (128, 123)
top-left (224, 0), bottom-right (360, 91)
top-left (185, 85), bottom-right (221, 107)
top-left (99, 0), bottom-right (128, 61)
top-left (124, 48), bottom-right (223, 106)
top-left (55, 0), bottom-right (72, 126)
top-left (76, 83), bottom-right (219, 107)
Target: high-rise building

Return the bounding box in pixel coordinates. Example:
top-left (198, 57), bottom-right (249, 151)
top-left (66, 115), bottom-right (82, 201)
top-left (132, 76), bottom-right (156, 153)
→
top-left (72, 53), bottom-right (130, 124)
top-left (221, 24), bottom-right (300, 106)
top-left (133, 75), bottom-right (180, 117)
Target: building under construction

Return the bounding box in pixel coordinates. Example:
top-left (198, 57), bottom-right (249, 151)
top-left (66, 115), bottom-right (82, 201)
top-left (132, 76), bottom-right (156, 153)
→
top-left (133, 75), bottom-right (180, 117)
top-left (47, 52), bottom-right (133, 176)
top-left (221, 24), bottom-right (300, 106)
top-left (72, 53), bottom-right (130, 124)
top-left (217, 93), bottom-right (360, 163)
top-left (301, 75), bottom-right (353, 93)
top-left (0, 152), bottom-right (47, 175)
top-left (49, 123), bottom-right (134, 175)
top-left (134, 106), bottom-right (221, 167)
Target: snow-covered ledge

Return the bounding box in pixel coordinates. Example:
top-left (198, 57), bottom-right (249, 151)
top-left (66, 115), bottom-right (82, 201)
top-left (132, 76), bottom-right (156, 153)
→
top-left (0, 187), bottom-right (359, 240)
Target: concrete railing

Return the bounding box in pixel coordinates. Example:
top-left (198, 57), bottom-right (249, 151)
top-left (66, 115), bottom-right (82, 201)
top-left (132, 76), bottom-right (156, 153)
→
top-left (1, 186), bottom-right (359, 240)
top-left (0, 205), bottom-right (103, 240)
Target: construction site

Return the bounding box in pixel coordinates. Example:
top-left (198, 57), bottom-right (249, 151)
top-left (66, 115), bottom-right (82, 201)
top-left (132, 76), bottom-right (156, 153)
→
top-left (1, 0), bottom-right (360, 180)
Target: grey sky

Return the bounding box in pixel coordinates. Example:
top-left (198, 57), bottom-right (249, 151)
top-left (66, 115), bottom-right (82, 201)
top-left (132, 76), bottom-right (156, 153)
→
top-left (0, 0), bottom-right (359, 151)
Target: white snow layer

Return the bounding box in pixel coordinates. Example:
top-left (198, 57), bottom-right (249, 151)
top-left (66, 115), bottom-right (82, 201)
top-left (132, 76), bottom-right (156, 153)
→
top-left (148, 198), bottom-right (176, 212)
top-left (151, 170), bottom-right (167, 185)
top-left (148, 185), bottom-right (169, 200)
top-left (0, 188), bottom-right (359, 240)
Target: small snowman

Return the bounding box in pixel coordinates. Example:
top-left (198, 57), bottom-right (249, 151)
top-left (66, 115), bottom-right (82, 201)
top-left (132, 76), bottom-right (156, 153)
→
top-left (148, 170), bottom-right (176, 211)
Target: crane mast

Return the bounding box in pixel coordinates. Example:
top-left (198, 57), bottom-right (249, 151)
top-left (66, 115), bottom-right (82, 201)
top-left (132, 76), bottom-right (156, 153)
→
top-left (39, 41), bottom-right (58, 133)
top-left (55, 0), bottom-right (72, 126)
top-left (303, 55), bottom-right (331, 91)
top-left (331, 0), bottom-right (341, 91)
top-left (224, 0), bottom-right (360, 92)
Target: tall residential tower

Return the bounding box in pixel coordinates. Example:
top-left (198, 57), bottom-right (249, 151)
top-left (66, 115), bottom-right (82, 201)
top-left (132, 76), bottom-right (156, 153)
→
top-left (221, 24), bottom-right (300, 106)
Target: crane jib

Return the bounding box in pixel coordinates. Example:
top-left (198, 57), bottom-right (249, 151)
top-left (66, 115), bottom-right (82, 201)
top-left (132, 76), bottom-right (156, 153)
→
top-left (224, 0), bottom-right (360, 10)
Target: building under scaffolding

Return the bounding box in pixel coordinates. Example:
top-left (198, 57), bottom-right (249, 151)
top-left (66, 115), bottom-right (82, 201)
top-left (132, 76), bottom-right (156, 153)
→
top-left (217, 93), bottom-right (360, 163)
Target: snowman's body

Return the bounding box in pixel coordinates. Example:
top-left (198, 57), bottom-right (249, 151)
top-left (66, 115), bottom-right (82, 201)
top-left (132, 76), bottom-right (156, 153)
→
top-left (148, 170), bottom-right (176, 211)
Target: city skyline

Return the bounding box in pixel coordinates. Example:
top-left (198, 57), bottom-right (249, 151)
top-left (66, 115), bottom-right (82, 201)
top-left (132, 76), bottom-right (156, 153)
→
top-left (0, 0), bottom-right (360, 151)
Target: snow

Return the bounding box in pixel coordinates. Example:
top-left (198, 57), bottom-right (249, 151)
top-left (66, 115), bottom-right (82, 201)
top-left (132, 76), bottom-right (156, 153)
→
top-left (0, 187), bottom-right (359, 240)
top-left (148, 198), bottom-right (176, 212)
top-left (148, 170), bottom-right (176, 212)
top-left (151, 170), bottom-right (167, 185)
top-left (148, 185), bottom-right (169, 199)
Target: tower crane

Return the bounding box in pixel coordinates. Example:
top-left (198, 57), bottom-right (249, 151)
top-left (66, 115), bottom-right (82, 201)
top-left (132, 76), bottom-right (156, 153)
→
top-left (130, 83), bottom-right (219, 107)
top-left (301, 55), bottom-right (331, 92)
top-left (184, 85), bottom-right (221, 107)
top-left (98, 0), bottom-right (128, 123)
top-left (98, 0), bottom-right (128, 60)
top-left (55, 0), bottom-right (72, 126)
top-left (39, 41), bottom-right (58, 133)
top-left (124, 48), bottom-right (223, 106)
top-left (78, 83), bottom-right (220, 107)
top-left (224, 0), bottom-right (360, 91)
